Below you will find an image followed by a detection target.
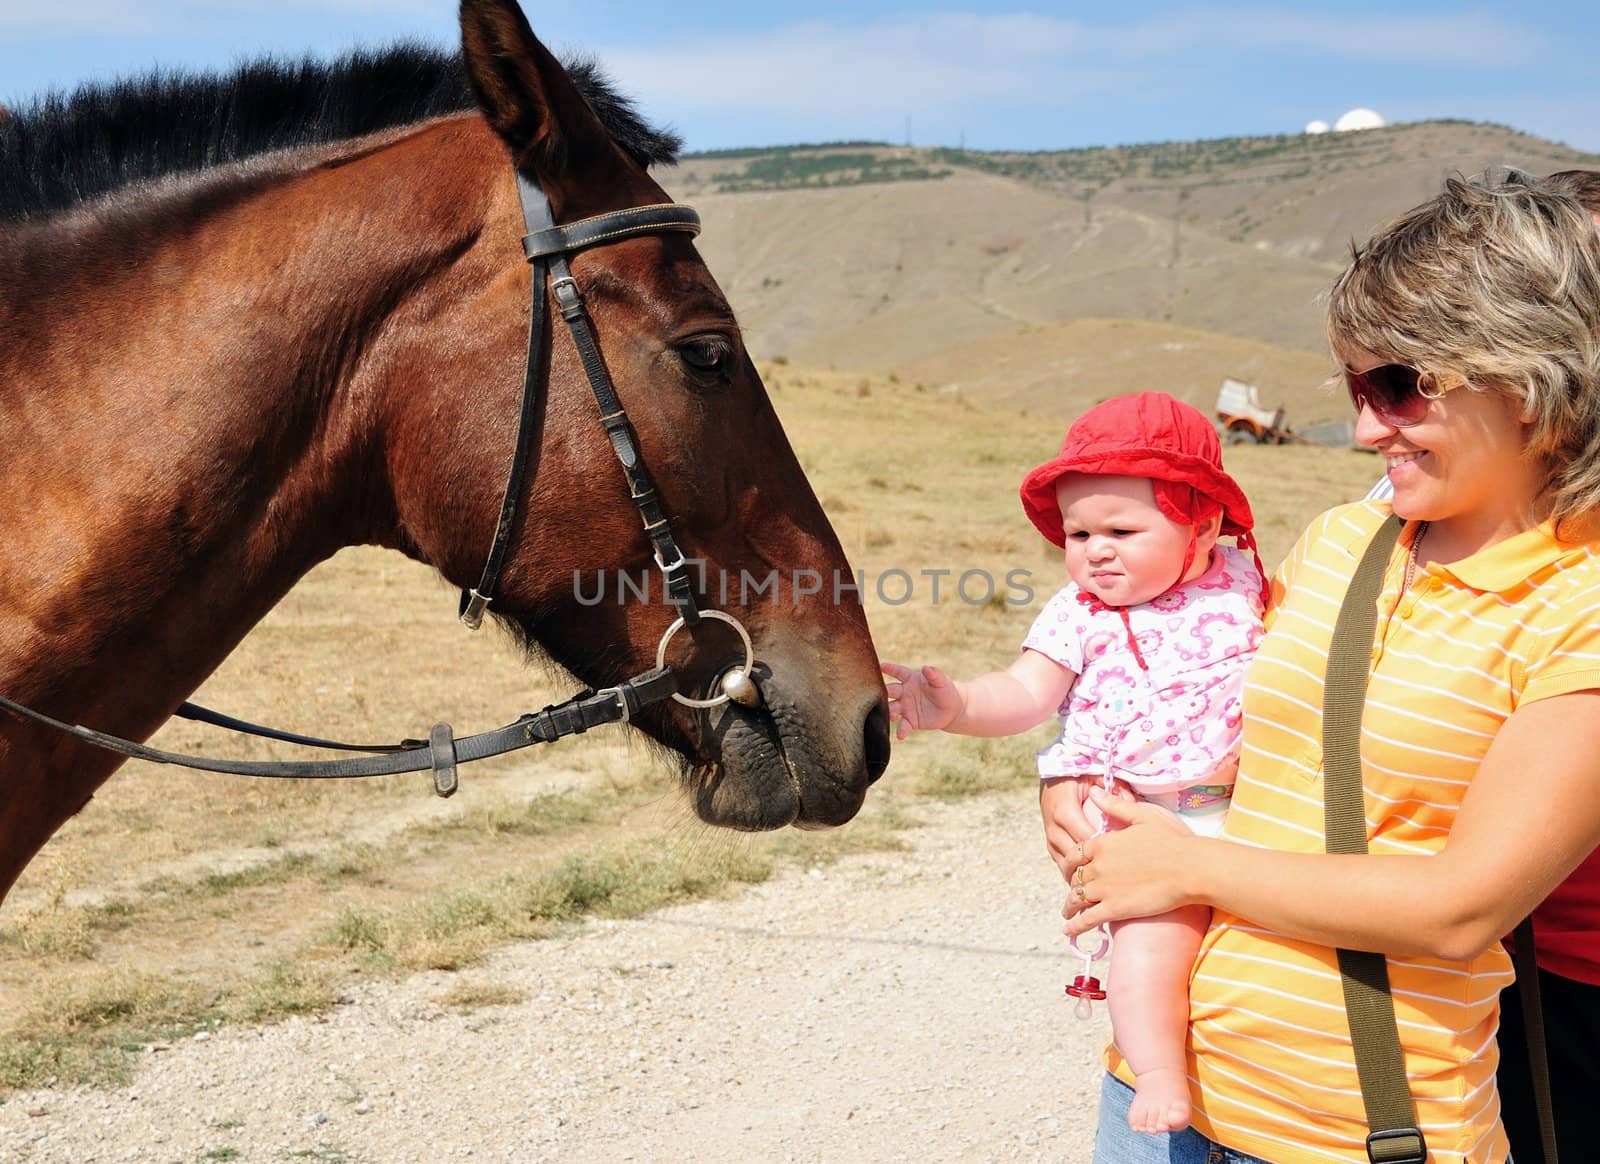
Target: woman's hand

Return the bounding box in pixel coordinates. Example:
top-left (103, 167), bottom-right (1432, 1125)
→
top-left (1063, 791), bottom-right (1202, 935)
top-left (881, 661), bottom-right (963, 740)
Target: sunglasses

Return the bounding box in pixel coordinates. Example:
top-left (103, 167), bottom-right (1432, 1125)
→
top-left (1345, 363), bottom-right (1454, 427)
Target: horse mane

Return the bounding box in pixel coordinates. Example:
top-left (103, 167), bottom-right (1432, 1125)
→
top-left (0, 44), bottom-right (682, 224)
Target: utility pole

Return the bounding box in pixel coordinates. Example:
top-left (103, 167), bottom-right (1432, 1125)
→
top-left (1168, 187), bottom-right (1188, 322)
top-left (1171, 192), bottom-right (1182, 267)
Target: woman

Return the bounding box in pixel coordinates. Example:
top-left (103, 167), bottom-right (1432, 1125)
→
top-left (1050, 171), bottom-right (1600, 1163)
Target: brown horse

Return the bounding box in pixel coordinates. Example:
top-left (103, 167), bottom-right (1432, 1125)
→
top-left (0, 0), bottom-right (889, 903)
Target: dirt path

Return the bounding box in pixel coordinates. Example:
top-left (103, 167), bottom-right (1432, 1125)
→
top-left (1, 793), bottom-right (1111, 1163)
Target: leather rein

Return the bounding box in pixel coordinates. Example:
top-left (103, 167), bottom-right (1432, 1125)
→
top-left (0, 170), bottom-right (757, 798)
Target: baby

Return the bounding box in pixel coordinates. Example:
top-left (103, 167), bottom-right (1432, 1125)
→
top-left (883, 392), bottom-right (1265, 1134)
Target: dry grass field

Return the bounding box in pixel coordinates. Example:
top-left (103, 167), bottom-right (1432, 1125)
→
top-left (18, 92), bottom-right (1531, 1107)
top-left (0, 364), bottom-right (1379, 1093)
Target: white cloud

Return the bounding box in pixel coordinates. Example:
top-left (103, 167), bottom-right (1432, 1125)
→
top-left (1117, 9), bottom-right (1542, 67)
top-left (0, 4), bottom-right (1542, 72)
top-left (0, 0), bottom-right (441, 35)
top-left (600, 16), bottom-right (1117, 118)
top-left (595, 7), bottom-right (1541, 119)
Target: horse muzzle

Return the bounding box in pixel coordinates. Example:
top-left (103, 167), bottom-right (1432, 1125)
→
top-left (690, 671), bottom-right (887, 831)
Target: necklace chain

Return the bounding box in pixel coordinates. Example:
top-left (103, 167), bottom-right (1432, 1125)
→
top-left (1402, 521), bottom-right (1430, 592)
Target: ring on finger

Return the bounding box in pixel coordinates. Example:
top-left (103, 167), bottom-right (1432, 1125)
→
top-left (1073, 880), bottom-right (1087, 903)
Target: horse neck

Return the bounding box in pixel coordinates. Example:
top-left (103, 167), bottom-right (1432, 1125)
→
top-left (0, 119), bottom-right (503, 724)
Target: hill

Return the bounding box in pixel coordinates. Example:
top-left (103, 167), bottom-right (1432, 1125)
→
top-left (686, 169), bottom-right (1339, 359)
top-left (677, 120), bottom-right (1599, 266)
top-left (668, 120), bottom-right (1598, 432)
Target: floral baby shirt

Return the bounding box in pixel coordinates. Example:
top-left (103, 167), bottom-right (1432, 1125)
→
top-left (1022, 545), bottom-right (1264, 795)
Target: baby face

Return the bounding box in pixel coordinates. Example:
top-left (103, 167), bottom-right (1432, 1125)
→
top-left (1055, 474), bottom-right (1195, 607)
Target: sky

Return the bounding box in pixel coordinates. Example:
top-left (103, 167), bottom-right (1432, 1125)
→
top-left (1, 1), bottom-right (1597, 155)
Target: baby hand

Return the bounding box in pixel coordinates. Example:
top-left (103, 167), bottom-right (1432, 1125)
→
top-left (880, 661), bottom-right (963, 739)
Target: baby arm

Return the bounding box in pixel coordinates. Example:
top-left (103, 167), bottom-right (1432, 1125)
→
top-left (881, 649), bottom-right (1075, 741)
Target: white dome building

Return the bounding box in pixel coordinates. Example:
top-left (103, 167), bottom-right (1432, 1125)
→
top-left (1334, 108), bottom-right (1385, 132)
top-left (1304, 119), bottom-right (1331, 134)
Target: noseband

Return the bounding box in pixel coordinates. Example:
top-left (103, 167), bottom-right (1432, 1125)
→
top-left (0, 169), bottom-right (760, 792)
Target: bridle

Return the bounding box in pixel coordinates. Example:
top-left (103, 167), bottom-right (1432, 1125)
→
top-left (458, 173), bottom-right (758, 713)
top-left (0, 168), bottom-right (761, 795)
top-left (460, 174), bottom-right (700, 635)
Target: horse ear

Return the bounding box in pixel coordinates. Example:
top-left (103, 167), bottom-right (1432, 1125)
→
top-left (458, 0), bottom-right (612, 179)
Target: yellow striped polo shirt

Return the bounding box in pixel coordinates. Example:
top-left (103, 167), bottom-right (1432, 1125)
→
top-left (1108, 500), bottom-right (1600, 1163)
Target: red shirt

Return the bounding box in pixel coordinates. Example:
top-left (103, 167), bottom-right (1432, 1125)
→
top-left (1529, 846), bottom-right (1600, 984)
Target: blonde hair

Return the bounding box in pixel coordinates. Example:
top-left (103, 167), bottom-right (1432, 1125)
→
top-left (1327, 169), bottom-right (1600, 537)
top-left (1545, 169), bottom-right (1600, 213)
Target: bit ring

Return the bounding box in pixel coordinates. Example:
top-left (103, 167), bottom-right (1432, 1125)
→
top-left (654, 610), bottom-right (756, 708)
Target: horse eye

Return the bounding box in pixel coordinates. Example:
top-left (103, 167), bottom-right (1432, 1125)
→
top-left (677, 336), bottom-right (732, 376)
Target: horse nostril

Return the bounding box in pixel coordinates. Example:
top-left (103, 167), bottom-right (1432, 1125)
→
top-left (863, 702), bottom-right (890, 784)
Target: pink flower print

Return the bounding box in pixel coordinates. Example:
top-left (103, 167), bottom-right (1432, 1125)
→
top-left (1133, 626), bottom-right (1164, 658)
top-left (1088, 669), bottom-right (1143, 730)
top-left (1084, 629), bottom-right (1120, 660)
top-left (1181, 610), bottom-right (1241, 661)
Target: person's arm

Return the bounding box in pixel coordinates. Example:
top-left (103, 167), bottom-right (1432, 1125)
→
top-left (949, 649), bottom-right (1075, 736)
top-left (882, 649), bottom-right (1074, 740)
top-left (1064, 690), bottom-right (1600, 960)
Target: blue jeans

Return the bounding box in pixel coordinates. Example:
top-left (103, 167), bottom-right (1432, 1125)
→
top-left (1094, 1073), bottom-right (1273, 1164)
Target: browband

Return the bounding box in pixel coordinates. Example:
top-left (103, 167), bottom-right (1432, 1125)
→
top-left (521, 204), bottom-right (701, 261)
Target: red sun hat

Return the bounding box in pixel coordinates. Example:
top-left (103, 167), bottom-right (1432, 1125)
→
top-left (1019, 392), bottom-right (1256, 546)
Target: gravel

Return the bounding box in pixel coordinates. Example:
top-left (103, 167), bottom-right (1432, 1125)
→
top-left (0, 793), bottom-right (1109, 1162)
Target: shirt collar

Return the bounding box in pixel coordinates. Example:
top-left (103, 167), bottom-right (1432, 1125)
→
top-left (1427, 521), bottom-right (1585, 593)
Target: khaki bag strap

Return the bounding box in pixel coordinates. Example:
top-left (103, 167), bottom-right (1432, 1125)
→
top-left (1512, 915), bottom-right (1560, 1163)
top-left (1322, 515), bottom-right (1428, 1164)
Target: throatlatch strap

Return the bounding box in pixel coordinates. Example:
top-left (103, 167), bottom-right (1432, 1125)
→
top-left (174, 701), bottom-right (425, 754)
top-left (1321, 515), bottom-right (1427, 1164)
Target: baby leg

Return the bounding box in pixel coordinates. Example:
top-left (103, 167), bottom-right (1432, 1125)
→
top-left (1106, 905), bottom-right (1210, 1135)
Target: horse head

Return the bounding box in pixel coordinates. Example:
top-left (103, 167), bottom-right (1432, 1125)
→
top-left (379, 0), bottom-right (890, 829)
